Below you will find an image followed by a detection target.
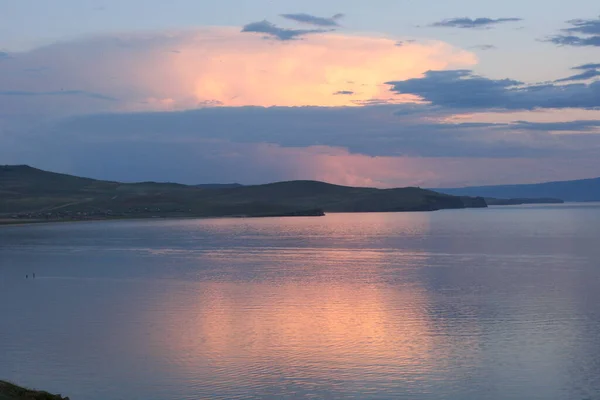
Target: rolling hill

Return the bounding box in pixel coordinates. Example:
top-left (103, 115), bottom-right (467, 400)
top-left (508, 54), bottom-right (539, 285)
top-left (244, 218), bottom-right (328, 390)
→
top-left (0, 165), bottom-right (486, 222)
top-left (436, 177), bottom-right (600, 202)
top-left (0, 381), bottom-right (68, 400)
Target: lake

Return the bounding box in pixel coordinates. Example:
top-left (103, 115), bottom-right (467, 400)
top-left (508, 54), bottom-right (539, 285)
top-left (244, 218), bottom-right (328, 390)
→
top-left (1, 204), bottom-right (600, 399)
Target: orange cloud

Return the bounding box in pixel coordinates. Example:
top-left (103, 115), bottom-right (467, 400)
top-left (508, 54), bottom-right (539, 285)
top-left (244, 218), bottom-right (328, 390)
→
top-left (0, 28), bottom-right (477, 116)
top-left (165, 29), bottom-right (477, 108)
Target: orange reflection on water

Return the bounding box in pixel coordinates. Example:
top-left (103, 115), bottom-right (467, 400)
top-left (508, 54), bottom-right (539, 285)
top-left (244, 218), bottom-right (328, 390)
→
top-left (146, 245), bottom-right (448, 385)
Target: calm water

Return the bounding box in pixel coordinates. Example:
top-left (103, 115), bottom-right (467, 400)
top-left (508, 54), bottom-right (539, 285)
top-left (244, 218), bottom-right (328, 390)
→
top-left (1, 204), bottom-right (600, 399)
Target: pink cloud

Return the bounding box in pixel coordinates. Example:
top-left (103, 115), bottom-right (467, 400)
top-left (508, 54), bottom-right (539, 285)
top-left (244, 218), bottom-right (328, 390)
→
top-left (0, 28), bottom-right (477, 117)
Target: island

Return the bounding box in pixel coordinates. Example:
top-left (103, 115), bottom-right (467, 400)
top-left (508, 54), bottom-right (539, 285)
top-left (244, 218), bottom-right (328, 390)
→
top-left (0, 381), bottom-right (69, 400)
top-left (0, 165), bottom-right (487, 224)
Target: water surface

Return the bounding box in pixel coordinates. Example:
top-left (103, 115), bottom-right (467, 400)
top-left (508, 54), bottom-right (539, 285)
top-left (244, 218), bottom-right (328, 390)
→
top-left (1, 204), bottom-right (600, 399)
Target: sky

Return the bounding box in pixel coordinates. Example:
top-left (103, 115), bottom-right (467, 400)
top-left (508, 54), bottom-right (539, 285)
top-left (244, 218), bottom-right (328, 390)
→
top-left (0, 0), bottom-right (599, 187)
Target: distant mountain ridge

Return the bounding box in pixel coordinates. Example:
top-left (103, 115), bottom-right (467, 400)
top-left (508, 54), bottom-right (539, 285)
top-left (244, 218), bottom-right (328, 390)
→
top-left (485, 198), bottom-right (564, 206)
top-left (0, 165), bottom-right (486, 222)
top-left (195, 183), bottom-right (243, 189)
top-left (436, 177), bottom-right (600, 202)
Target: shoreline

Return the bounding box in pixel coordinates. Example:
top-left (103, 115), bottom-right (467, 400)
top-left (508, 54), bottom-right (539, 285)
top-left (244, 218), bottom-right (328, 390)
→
top-left (0, 213), bottom-right (324, 227)
top-left (3, 202), bottom-right (594, 227)
top-left (0, 208), bottom-right (452, 227)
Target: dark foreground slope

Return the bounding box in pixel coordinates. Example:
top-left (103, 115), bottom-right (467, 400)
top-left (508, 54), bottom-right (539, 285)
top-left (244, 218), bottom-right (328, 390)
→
top-left (437, 177), bottom-right (600, 202)
top-left (0, 381), bottom-right (68, 400)
top-left (0, 165), bottom-right (486, 221)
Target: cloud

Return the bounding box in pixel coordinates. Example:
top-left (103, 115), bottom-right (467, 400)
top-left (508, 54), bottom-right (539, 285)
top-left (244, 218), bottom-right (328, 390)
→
top-left (333, 90), bottom-right (354, 95)
top-left (555, 69), bottom-right (600, 82)
top-left (385, 70), bottom-right (600, 110)
top-left (0, 28), bottom-right (476, 118)
top-left (5, 28), bottom-right (600, 187)
top-left (573, 63), bottom-right (600, 70)
top-left (0, 52), bottom-right (10, 61)
top-left (549, 35), bottom-right (600, 47)
top-left (430, 17), bottom-right (522, 29)
top-left (548, 16), bottom-right (600, 47)
top-left (0, 90), bottom-right (116, 101)
top-left (242, 20), bottom-right (330, 40)
top-left (471, 44), bottom-right (497, 51)
top-left (3, 101), bottom-right (600, 187)
top-left (280, 13), bottom-right (344, 27)
top-left (41, 105), bottom-right (600, 159)
top-left (405, 120), bottom-right (600, 132)
top-left (6, 108), bottom-right (600, 188)
top-left (510, 120), bottom-right (600, 131)
top-left (564, 16), bottom-right (600, 35)
top-left (395, 40), bottom-right (417, 47)
top-left (555, 62), bottom-right (600, 82)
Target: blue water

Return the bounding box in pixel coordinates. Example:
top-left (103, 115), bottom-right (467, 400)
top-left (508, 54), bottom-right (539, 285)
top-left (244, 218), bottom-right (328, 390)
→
top-left (1, 204), bottom-right (600, 399)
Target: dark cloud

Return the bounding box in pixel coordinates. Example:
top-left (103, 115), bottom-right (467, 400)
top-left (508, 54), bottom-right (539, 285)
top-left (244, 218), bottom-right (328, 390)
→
top-left (36, 105), bottom-right (600, 161)
top-left (549, 35), bottom-right (600, 47)
top-left (430, 17), bottom-right (522, 29)
top-left (471, 44), bottom-right (497, 51)
top-left (0, 90), bottom-right (116, 101)
top-left (555, 69), bottom-right (600, 83)
top-left (385, 70), bottom-right (600, 110)
top-left (548, 16), bottom-right (600, 47)
top-left (415, 120), bottom-right (600, 132)
top-left (511, 120), bottom-right (600, 131)
top-left (4, 105), bottom-right (600, 187)
top-left (333, 90), bottom-right (354, 95)
top-left (241, 20), bottom-right (330, 40)
top-left (556, 62), bottom-right (600, 82)
top-left (573, 63), bottom-right (600, 70)
top-left (395, 40), bottom-right (417, 47)
top-left (564, 16), bottom-right (600, 35)
top-left (280, 13), bottom-right (344, 27)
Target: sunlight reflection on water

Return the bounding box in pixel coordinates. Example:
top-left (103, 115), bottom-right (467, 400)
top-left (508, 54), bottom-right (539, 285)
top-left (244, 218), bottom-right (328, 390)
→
top-left (1, 205), bottom-right (600, 399)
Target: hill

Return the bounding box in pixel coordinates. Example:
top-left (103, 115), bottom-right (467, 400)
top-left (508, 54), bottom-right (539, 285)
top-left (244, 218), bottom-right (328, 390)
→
top-left (485, 198), bottom-right (565, 206)
top-left (195, 183), bottom-right (243, 189)
top-left (436, 177), bottom-right (600, 202)
top-left (0, 165), bottom-right (486, 222)
top-left (0, 381), bottom-right (68, 400)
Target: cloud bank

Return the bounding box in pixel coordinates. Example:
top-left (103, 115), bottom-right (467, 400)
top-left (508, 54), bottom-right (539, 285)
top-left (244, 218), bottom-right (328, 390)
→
top-left (430, 17), bottom-right (522, 29)
top-left (386, 70), bottom-right (600, 110)
top-left (549, 16), bottom-right (600, 47)
top-left (280, 13), bottom-right (344, 27)
top-left (0, 28), bottom-right (476, 119)
top-left (241, 20), bottom-right (330, 41)
top-left (3, 104), bottom-right (599, 188)
top-left (2, 28), bottom-right (600, 188)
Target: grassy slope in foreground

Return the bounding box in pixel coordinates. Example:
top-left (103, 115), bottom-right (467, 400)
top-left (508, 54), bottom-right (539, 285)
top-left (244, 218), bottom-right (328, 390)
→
top-left (0, 381), bottom-right (68, 400)
top-left (0, 165), bottom-right (486, 221)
